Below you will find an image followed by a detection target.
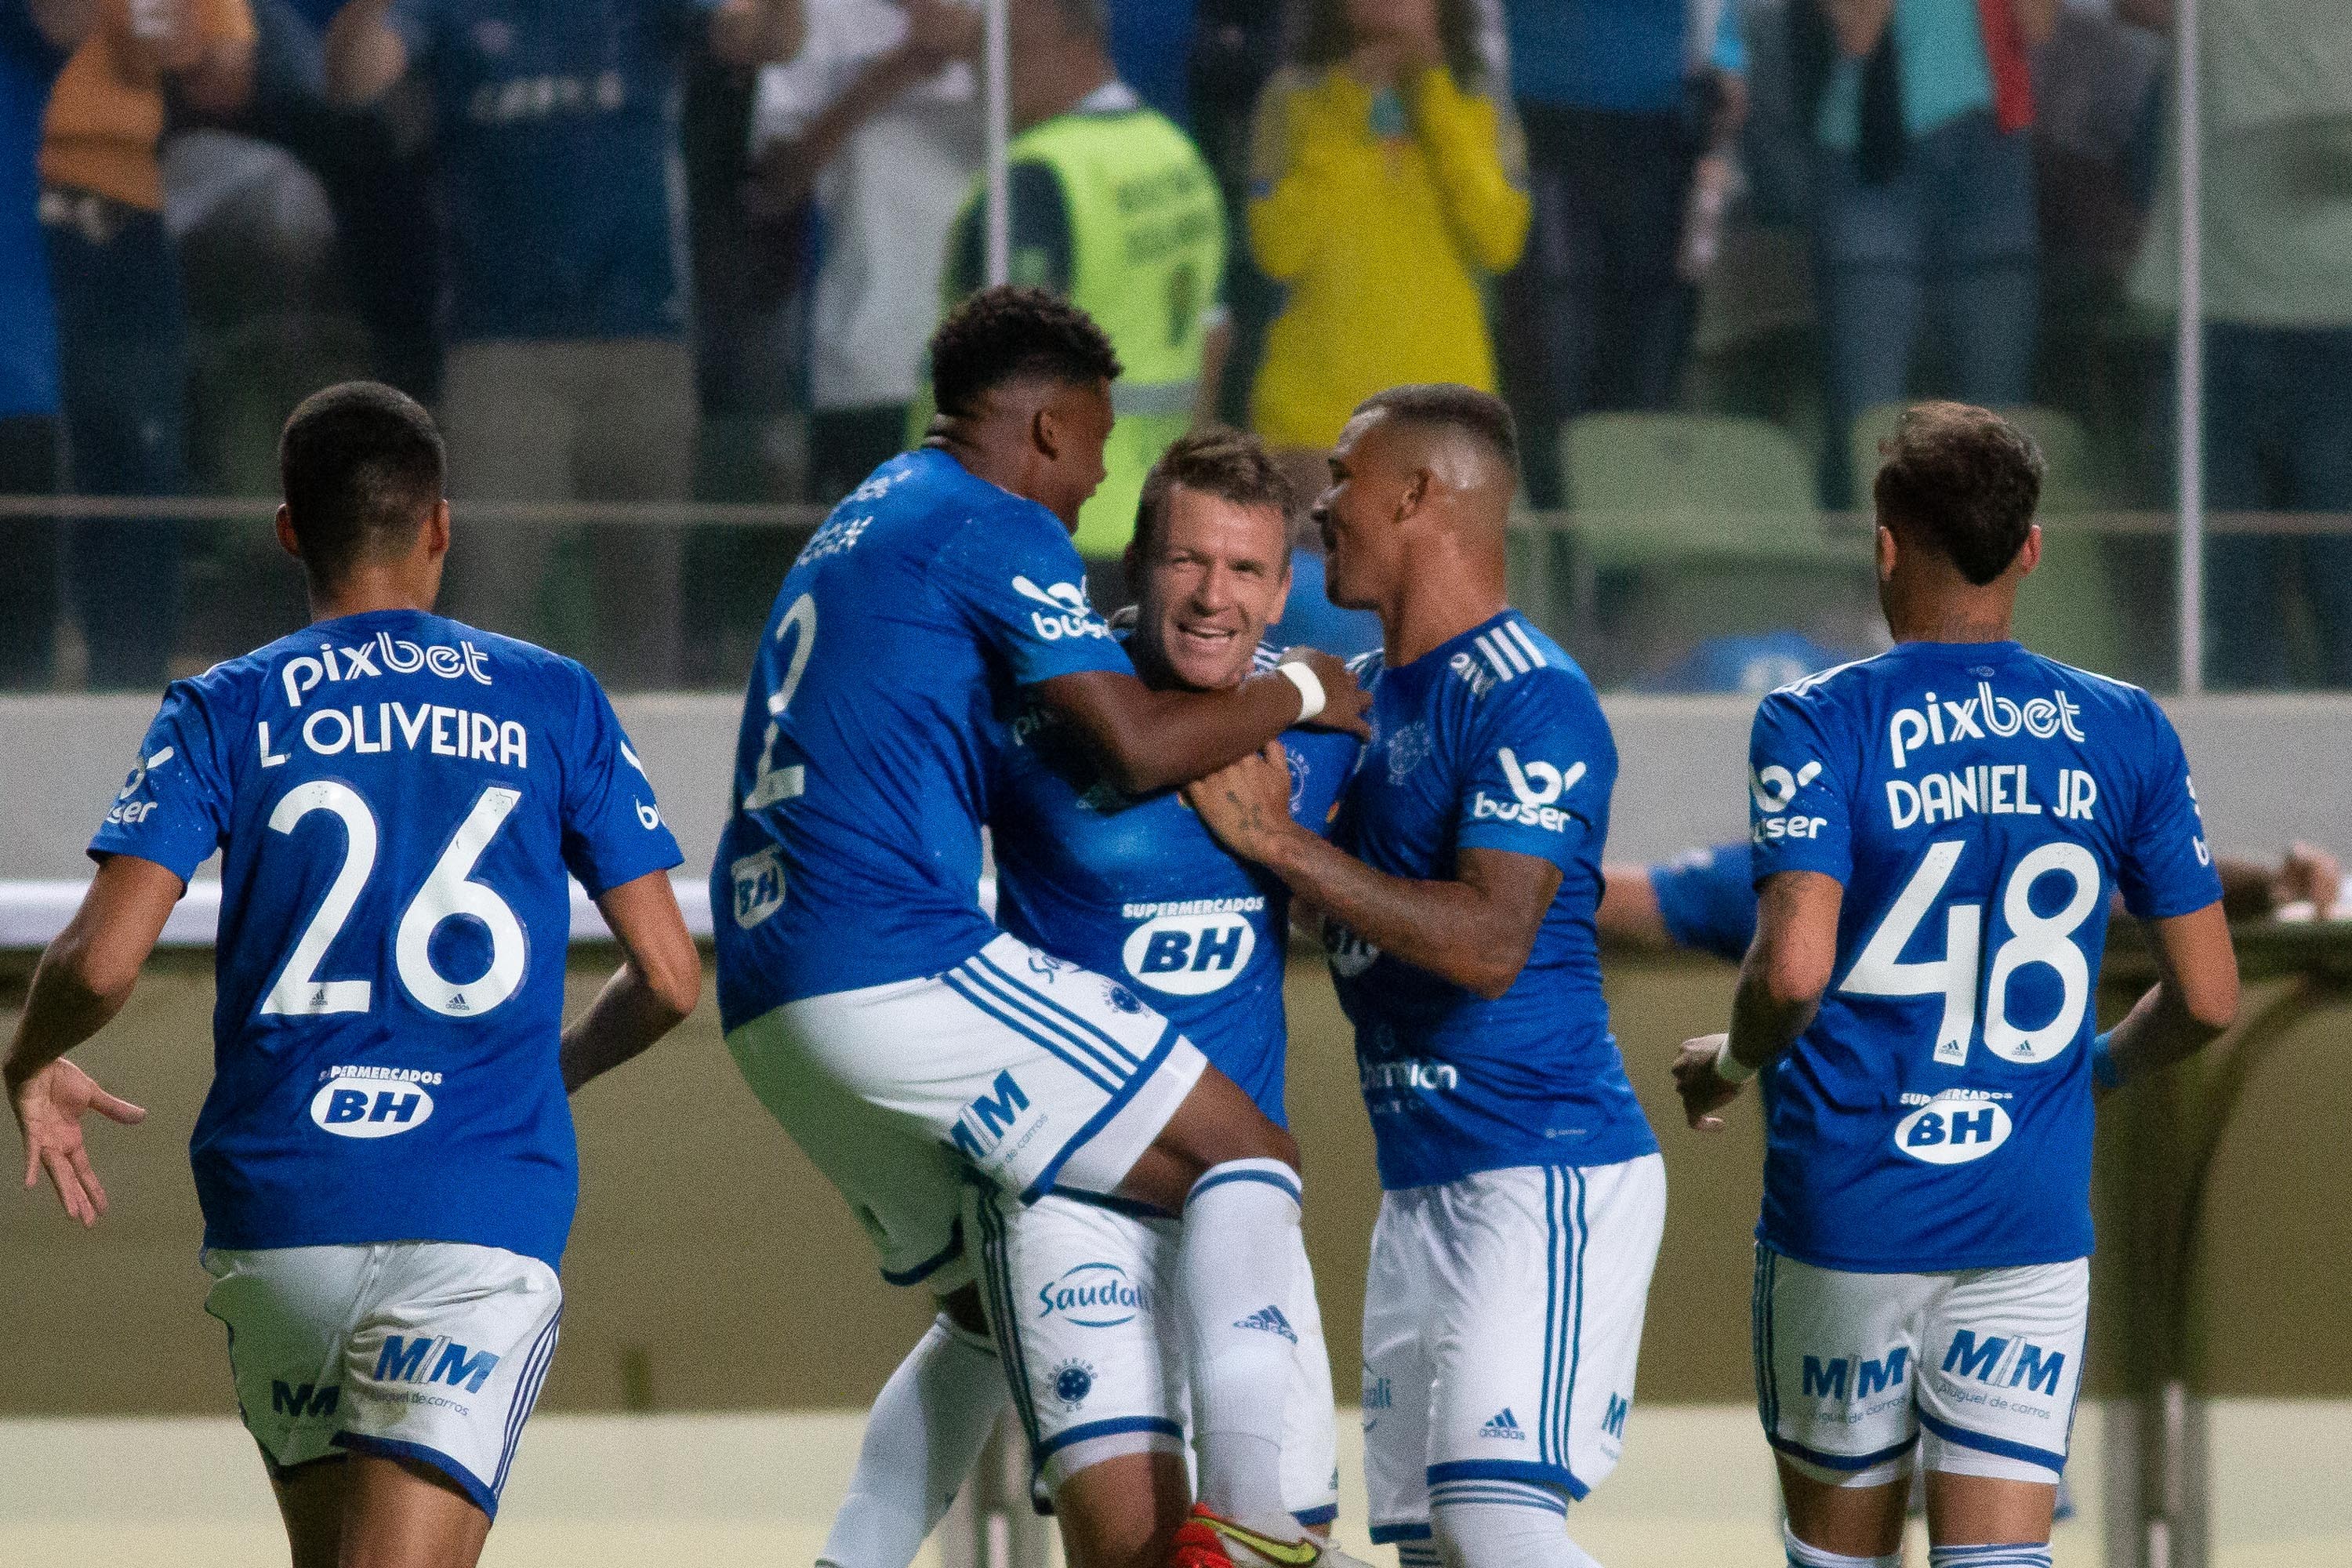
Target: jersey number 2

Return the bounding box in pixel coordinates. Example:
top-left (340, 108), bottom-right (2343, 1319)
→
top-left (1840, 838), bottom-right (2100, 1067)
top-left (745, 592), bottom-right (816, 812)
top-left (260, 781), bottom-right (528, 1020)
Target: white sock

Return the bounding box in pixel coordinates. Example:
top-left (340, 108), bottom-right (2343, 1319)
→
top-left (1396, 1543), bottom-right (1444, 1568)
top-left (1431, 1479), bottom-right (1595, 1567)
top-left (1178, 1158), bottom-right (1305, 1534)
top-left (1928, 1547), bottom-right (2053, 1568)
top-left (1783, 1522), bottom-right (1901, 1568)
top-left (818, 1315), bottom-right (1007, 1568)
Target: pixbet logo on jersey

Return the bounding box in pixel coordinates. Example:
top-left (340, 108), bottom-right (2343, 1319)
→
top-left (1121, 900), bottom-right (1261, 995)
top-left (310, 1065), bottom-right (440, 1138)
top-left (1887, 681), bottom-right (2086, 770)
top-left (1011, 576), bottom-right (1109, 642)
top-left (280, 633), bottom-right (493, 709)
top-left (1469, 748), bottom-right (1586, 831)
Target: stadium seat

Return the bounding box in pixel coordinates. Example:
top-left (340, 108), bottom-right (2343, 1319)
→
top-left (1560, 412), bottom-right (1828, 566)
top-left (1849, 405), bottom-right (2129, 674)
top-left (1536, 414), bottom-right (1868, 677)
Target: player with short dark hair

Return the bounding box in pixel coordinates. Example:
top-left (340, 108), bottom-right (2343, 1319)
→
top-left (1671, 401), bottom-right (2241, 1568)
top-left (5, 381), bottom-right (701, 1568)
top-left (1187, 385), bottom-right (1664, 1568)
top-left (714, 287), bottom-right (1374, 1568)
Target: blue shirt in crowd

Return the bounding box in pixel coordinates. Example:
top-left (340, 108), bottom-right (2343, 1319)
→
top-left (389, 0), bottom-right (713, 341)
top-left (713, 448), bottom-right (1134, 1027)
top-left (1747, 643), bottom-right (2221, 1273)
top-left (90, 610), bottom-right (682, 1269)
top-left (1331, 611), bottom-right (1657, 1189)
top-left (1107, 0), bottom-right (1193, 128)
top-left (0, 1), bottom-right (64, 418)
top-left (1817, 0), bottom-right (1992, 147)
top-left (1506, 0), bottom-right (1742, 115)
top-left (989, 638), bottom-right (1357, 1130)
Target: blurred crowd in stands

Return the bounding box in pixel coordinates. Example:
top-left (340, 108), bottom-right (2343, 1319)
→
top-left (1, 0), bottom-right (2347, 691)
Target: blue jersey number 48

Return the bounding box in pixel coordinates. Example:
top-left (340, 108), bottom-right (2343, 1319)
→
top-left (1840, 839), bottom-right (2100, 1067)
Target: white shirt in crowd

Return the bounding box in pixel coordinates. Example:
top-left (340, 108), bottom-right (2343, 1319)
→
top-left (751, 0), bottom-right (982, 412)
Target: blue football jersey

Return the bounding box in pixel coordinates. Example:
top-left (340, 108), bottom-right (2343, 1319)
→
top-left (712, 449), bottom-right (1133, 1027)
top-left (988, 641), bottom-right (1360, 1129)
top-left (1747, 641), bottom-right (2222, 1272)
top-left (1329, 611), bottom-right (1657, 1189)
top-left (88, 609), bottom-right (682, 1268)
top-left (1650, 841), bottom-right (1759, 962)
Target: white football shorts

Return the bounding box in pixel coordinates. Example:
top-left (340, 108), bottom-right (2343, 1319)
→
top-left (1754, 1248), bottom-right (2089, 1486)
top-left (203, 1241), bottom-right (564, 1517)
top-left (1361, 1155), bottom-right (1666, 1546)
top-left (974, 1189), bottom-right (1339, 1525)
top-left (728, 933), bottom-right (1208, 1293)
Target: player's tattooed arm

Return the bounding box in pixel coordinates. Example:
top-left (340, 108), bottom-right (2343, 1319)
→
top-left (1186, 743), bottom-right (1560, 1000)
top-left (1037, 650), bottom-right (1371, 797)
top-left (561, 871), bottom-right (702, 1094)
top-left (1673, 870), bottom-right (1841, 1131)
top-left (4, 854), bottom-right (172, 1226)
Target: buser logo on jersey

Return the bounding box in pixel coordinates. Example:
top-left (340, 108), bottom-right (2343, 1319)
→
top-left (1887, 682), bottom-right (2085, 770)
top-left (281, 633), bottom-right (493, 710)
top-left (1011, 576), bottom-right (1109, 642)
top-left (1469, 749), bottom-right (1586, 832)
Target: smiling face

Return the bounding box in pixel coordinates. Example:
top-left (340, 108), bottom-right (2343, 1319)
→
top-left (1314, 410), bottom-right (1412, 613)
top-left (1132, 484), bottom-right (1292, 691)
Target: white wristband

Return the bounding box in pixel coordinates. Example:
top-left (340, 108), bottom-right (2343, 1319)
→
top-left (1276, 660), bottom-right (1325, 724)
top-left (1714, 1036), bottom-right (1755, 1086)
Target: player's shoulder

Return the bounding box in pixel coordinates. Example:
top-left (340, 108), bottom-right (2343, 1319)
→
top-left (1751, 648), bottom-right (1902, 740)
top-left (1447, 613), bottom-right (1603, 722)
top-left (428, 616), bottom-right (596, 697)
top-left (1763, 648), bottom-right (1893, 706)
top-left (2021, 648), bottom-right (2161, 716)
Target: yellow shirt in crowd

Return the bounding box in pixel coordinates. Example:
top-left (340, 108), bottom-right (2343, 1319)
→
top-left (42, 0), bottom-right (254, 213)
top-left (1247, 64), bottom-right (1530, 452)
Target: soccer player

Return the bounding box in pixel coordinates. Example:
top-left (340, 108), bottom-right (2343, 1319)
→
top-left (1670, 402), bottom-right (2242, 1568)
top-left (1186, 384), bottom-right (1664, 1568)
top-left (3, 383), bottom-right (700, 1568)
top-left (713, 287), bottom-right (1370, 1568)
top-left (968, 429), bottom-right (1363, 1567)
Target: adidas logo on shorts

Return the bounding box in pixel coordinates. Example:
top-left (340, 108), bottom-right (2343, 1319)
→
top-left (1232, 1305), bottom-right (1298, 1345)
top-left (1480, 1409), bottom-right (1527, 1441)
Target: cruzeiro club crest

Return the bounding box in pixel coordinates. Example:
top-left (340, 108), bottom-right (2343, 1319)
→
top-left (1051, 1359), bottom-right (1096, 1408)
top-left (1385, 721), bottom-right (1431, 785)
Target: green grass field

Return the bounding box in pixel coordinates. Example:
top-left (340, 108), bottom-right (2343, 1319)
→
top-left (5, 1402), bottom-right (2347, 1566)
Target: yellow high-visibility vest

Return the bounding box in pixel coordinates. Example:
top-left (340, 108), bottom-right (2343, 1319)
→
top-left (945, 102), bottom-right (1226, 557)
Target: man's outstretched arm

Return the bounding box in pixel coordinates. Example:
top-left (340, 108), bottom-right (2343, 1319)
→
top-left (1184, 742), bottom-right (1557, 1000)
top-left (4, 855), bottom-right (177, 1225)
top-left (1036, 648), bottom-right (1369, 797)
top-left (561, 870), bottom-right (702, 1094)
